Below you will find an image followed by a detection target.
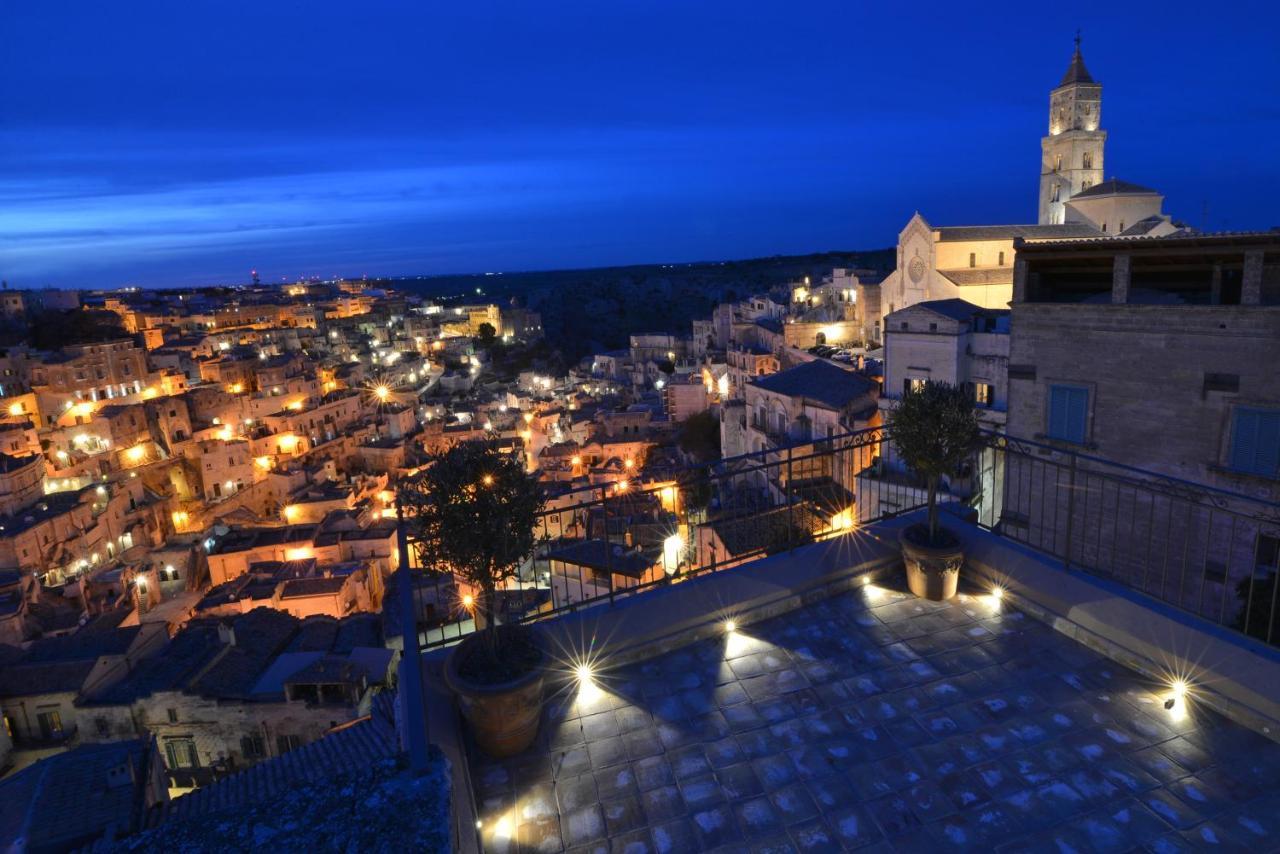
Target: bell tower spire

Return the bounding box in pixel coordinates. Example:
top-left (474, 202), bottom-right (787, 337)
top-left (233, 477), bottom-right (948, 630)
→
top-left (1038, 34), bottom-right (1106, 224)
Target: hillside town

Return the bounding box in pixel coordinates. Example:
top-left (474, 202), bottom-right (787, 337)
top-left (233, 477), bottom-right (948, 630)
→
top-left (2, 39), bottom-right (1279, 853)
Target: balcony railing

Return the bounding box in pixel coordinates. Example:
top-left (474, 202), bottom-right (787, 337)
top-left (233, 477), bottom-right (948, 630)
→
top-left (404, 428), bottom-right (1280, 650)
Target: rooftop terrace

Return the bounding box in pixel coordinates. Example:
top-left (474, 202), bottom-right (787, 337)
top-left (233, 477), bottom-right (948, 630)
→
top-left (464, 574), bottom-right (1280, 853)
top-left (405, 428), bottom-right (1280, 852)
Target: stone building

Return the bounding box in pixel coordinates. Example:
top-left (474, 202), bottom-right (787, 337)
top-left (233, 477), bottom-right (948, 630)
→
top-left (878, 42), bottom-right (1185, 327)
top-left (1038, 36), bottom-right (1106, 225)
top-left (879, 299), bottom-right (1010, 432)
top-left (76, 609), bottom-right (395, 791)
top-left (1002, 232), bottom-right (1280, 618)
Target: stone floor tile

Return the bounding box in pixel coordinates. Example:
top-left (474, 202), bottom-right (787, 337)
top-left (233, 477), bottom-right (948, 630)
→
top-left (788, 819), bottom-right (841, 854)
top-left (1063, 812), bottom-right (1131, 852)
top-left (649, 818), bottom-right (698, 854)
top-left (517, 816), bottom-right (565, 853)
top-left (690, 804), bottom-right (742, 849)
top-left (639, 784), bottom-right (685, 825)
top-left (1140, 788), bottom-right (1205, 830)
top-left (827, 804), bottom-right (882, 849)
top-left (717, 761), bottom-right (764, 800)
top-left (608, 827), bottom-right (652, 854)
top-left (562, 804), bottom-right (607, 849)
top-left (749, 836), bottom-right (799, 854)
top-left (668, 744), bottom-right (710, 780)
top-left (553, 745), bottom-right (594, 779)
top-left (678, 773), bottom-right (725, 811)
top-left (622, 727), bottom-right (663, 761)
top-left (866, 792), bottom-right (922, 837)
top-left (558, 773), bottom-right (600, 812)
top-left (751, 753), bottom-right (799, 790)
top-left (632, 755), bottom-right (673, 792)
top-left (582, 710), bottom-right (621, 741)
top-left (594, 763), bottom-right (639, 801)
top-left (769, 781), bottom-right (820, 826)
top-left (602, 796), bottom-right (645, 837)
top-left (735, 795), bottom-right (783, 836)
top-left (588, 736), bottom-right (628, 770)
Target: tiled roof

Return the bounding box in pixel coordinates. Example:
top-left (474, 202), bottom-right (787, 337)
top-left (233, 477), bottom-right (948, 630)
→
top-left (751, 360), bottom-right (877, 410)
top-left (0, 658), bottom-right (96, 697)
top-left (0, 739), bottom-right (154, 852)
top-left (18, 624), bottom-right (142, 663)
top-left (1071, 178), bottom-right (1160, 198)
top-left (1059, 46), bottom-right (1096, 86)
top-left (154, 692), bottom-right (398, 825)
top-left (936, 223), bottom-right (1101, 242)
top-left (280, 576), bottom-right (347, 598)
top-left (187, 609), bottom-right (298, 700)
top-left (546, 538), bottom-right (660, 578)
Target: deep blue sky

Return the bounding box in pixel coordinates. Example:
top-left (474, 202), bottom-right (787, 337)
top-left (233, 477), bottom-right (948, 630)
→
top-left (2, 2), bottom-right (1277, 289)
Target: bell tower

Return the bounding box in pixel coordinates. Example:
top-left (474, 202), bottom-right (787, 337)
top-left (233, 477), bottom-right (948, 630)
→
top-left (1038, 34), bottom-right (1106, 224)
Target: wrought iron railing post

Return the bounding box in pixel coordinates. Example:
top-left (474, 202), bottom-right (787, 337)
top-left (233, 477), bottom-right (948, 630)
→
top-left (394, 499), bottom-right (430, 773)
top-left (602, 484), bottom-right (614, 606)
top-left (786, 445), bottom-right (795, 550)
top-left (1062, 452), bottom-right (1078, 571)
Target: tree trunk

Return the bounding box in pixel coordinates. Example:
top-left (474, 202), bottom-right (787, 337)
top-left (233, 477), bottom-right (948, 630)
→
top-left (480, 581), bottom-right (498, 664)
top-left (927, 475), bottom-right (939, 545)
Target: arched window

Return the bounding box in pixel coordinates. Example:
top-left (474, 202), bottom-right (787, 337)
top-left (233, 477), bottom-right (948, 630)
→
top-left (1054, 154), bottom-right (1062, 172)
top-left (1118, 221), bottom-right (1125, 233)
top-left (1082, 152), bottom-right (1093, 169)
top-left (1051, 185), bottom-right (1060, 203)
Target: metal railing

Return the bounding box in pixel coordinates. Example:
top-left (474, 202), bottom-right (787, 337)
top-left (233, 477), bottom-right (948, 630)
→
top-left (403, 428), bottom-right (1280, 650)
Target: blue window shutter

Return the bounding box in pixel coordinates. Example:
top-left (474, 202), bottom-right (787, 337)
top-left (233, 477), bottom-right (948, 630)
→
top-left (1048, 385), bottom-right (1087, 443)
top-left (1232, 410), bottom-right (1259, 474)
top-left (1067, 388), bottom-right (1088, 444)
top-left (1258, 412), bottom-right (1280, 476)
top-left (1048, 386), bottom-right (1067, 439)
top-left (1236, 409), bottom-right (1280, 476)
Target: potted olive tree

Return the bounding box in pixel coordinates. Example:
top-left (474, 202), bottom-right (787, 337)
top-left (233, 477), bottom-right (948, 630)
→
top-left (399, 440), bottom-right (546, 758)
top-left (887, 382), bottom-right (981, 601)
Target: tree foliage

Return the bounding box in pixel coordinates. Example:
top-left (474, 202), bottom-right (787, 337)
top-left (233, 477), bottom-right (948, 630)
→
top-left (679, 410), bottom-right (722, 463)
top-left (475, 322), bottom-right (497, 346)
top-left (887, 382), bottom-right (981, 544)
top-left (398, 441), bottom-right (544, 651)
top-left (28, 309), bottom-right (127, 350)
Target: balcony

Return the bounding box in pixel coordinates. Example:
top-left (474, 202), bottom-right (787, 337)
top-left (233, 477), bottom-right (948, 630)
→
top-left (404, 429), bottom-right (1280, 852)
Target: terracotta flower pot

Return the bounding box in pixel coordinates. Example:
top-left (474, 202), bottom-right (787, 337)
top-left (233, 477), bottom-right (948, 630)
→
top-left (900, 524), bottom-right (963, 601)
top-left (445, 633), bottom-right (546, 759)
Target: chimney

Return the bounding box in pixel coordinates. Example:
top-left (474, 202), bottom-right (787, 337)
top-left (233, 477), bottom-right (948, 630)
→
top-left (105, 759), bottom-right (135, 789)
top-left (624, 531), bottom-right (633, 548)
top-left (217, 622), bottom-right (236, 646)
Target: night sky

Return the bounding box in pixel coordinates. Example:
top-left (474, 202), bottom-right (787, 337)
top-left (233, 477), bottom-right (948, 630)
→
top-left (2, 2), bottom-right (1277, 289)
